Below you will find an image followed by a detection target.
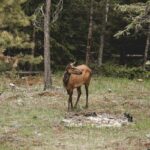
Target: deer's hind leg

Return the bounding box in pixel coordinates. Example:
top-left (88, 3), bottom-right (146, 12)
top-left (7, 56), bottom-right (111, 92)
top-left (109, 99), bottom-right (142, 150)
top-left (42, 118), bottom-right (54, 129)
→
top-left (85, 84), bottom-right (89, 108)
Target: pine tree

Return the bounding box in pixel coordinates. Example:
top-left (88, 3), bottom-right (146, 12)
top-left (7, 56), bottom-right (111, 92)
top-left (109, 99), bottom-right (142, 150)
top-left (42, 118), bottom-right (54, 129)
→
top-left (0, 0), bottom-right (34, 53)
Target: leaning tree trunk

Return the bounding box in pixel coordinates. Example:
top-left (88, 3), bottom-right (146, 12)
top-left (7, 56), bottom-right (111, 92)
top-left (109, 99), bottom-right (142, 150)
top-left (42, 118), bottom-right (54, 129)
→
top-left (44, 0), bottom-right (52, 90)
top-left (98, 0), bottom-right (109, 67)
top-left (143, 24), bottom-right (150, 70)
top-left (86, 0), bottom-right (93, 65)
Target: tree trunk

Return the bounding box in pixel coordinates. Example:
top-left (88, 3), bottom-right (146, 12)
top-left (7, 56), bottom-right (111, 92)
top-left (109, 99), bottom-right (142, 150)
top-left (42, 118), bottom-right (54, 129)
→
top-left (143, 24), bottom-right (150, 70)
top-left (30, 26), bottom-right (35, 72)
top-left (98, 0), bottom-right (110, 67)
top-left (86, 0), bottom-right (93, 65)
top-left (44, 0), bottom-right (52, 90)
top-left (32, 27), bottom-right (35, 58)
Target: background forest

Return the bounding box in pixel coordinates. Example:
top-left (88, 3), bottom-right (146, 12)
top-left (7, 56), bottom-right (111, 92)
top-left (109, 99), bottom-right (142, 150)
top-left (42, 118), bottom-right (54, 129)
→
top-left (0, 0), bottom-right (150, 76)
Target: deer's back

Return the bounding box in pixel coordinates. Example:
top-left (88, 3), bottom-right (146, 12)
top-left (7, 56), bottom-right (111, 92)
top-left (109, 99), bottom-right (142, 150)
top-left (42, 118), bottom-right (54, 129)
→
top-left (68, 65), bottom-right (92, 89)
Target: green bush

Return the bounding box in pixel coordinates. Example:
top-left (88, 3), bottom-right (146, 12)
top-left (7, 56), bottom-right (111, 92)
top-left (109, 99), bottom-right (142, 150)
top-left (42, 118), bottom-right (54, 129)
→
top-left (18, 55), bottom-right (43, 71)
top-left (0, 61), bottom-right (12, 72)
top-left (91, 64), bottom-right (150, 79)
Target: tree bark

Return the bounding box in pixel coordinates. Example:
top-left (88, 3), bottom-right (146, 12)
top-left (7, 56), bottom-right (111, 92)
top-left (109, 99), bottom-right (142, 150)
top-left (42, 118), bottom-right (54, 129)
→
top-left (86, 0), bottom-right (93, 65)
top-left (44, 0), bottom-right (52, 90)
top-left (143, 24), bottom-right (150, 70)
top-left (98, 0), bottom-right (109, 67)
top-left (30, 26), bottom-right (35, 72)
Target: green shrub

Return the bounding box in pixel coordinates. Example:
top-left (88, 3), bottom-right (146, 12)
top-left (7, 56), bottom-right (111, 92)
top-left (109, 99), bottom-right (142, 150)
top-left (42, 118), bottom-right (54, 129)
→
top-left (91, 64), bottom-right (150, 79)
top-left (18, 55), bottom-right (43, 71)
top-left (0, 61), bottom-right (12, 72)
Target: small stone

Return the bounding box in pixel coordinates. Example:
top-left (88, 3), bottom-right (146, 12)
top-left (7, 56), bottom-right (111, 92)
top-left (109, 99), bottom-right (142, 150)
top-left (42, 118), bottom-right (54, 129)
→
top-left (108, 89), bottom-right (112, 93)
top-left (137, 79), bottom-right (143, 82)
top-left (146, 134), bottom-right (150, 139)
top-left (17, 99), bottom-right (24, 106)
top-left (9, 83), bottom-right (16, 90)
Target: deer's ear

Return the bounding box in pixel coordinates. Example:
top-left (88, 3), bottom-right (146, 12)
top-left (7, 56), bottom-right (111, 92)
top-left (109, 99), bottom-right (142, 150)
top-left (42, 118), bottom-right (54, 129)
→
top-left (70, 61), bottom-right (77, 66)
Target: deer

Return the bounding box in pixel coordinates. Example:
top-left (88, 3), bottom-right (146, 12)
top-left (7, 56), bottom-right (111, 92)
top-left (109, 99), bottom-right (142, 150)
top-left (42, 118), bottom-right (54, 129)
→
top-left (63, 62), bottom-right (92, 111)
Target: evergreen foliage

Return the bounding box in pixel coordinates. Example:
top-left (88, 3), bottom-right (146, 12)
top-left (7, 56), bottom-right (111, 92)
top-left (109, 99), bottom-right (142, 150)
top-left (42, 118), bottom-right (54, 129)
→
top-left (0, 0), bottom-right (149, 72)
top-left (0, 0), bottom-right (34, 52)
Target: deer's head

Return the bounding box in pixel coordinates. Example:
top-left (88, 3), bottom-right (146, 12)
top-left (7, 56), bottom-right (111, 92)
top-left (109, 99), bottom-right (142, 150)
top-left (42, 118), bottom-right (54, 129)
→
top-left (65, 62), bottom-right (82, 75)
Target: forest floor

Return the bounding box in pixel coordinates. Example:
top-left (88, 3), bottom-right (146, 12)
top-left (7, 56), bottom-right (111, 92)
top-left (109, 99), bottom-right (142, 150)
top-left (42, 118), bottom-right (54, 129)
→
top-left (0, 73), bottom-right (150, 150)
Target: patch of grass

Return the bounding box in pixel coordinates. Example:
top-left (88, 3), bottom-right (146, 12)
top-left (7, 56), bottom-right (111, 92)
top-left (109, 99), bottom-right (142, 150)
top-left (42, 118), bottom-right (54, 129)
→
top-left (0, 145), bottom-right (14, 150)
top-left (134, 118), bottom-right (150, 130)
